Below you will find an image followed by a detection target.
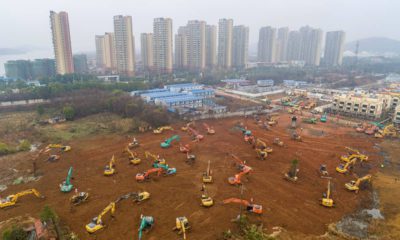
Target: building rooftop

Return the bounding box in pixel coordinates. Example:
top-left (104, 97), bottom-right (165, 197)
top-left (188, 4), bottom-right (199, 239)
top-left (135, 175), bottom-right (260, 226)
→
top-left (165, 83), bottom-right (203, 88)
top-left (160, 95), bottom-right (203, 103)
top-left (141, 91), bottom-right (186, 98)
top-left (189, 89), bottom-right (214, 93)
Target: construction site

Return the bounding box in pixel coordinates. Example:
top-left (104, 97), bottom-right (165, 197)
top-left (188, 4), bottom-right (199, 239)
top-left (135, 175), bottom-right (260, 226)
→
top-left (0, 108), bottom-right (387, 240)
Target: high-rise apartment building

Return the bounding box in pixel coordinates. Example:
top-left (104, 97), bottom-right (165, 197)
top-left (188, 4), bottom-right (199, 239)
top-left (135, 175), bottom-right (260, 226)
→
top-left (113, 15), bottom-right (135, 76)
top-left (185, 20), bottom-right (206, 70)
top-left (324, 31), bottom-right (346, 66)
top-left (258, 26), bottom-right (276, 63)
top-left (287, 30), bottom-right (302, 61)
top-left (153, 18), bottom-right (173, 74)
top-left (218, 19), bottom-right (233, 68)
top-left (73, 54), bottom-right (88, 74)
top-left (174, 30), bottom-right (188, 69)
top-left (50, 11), bottom-right (74, 74)
top-left (141, 33), bottom-right (154, 71)
top-left (95, 32), bottom-right (117, 72)
top-left (299, 26), bottom-right (323, 66)
top-left (232, 25), bottom-right (249, 68)
top-left (276, 27), bottom-right (289, 62)
top-left (205, 25), bottom-right (217, 68)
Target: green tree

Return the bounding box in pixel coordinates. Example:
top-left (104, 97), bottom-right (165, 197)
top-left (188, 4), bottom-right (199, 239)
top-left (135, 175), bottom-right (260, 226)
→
top-left (2, 225), bottom-right (28, 240)
top-left (40, 205), bottom-right (58, 223)
top-left (63, 106), bottom-right (75, 121)
top-left (18, 140), bottom-right (31, 151)
top-left (36, 105), bottom-right (45, 115)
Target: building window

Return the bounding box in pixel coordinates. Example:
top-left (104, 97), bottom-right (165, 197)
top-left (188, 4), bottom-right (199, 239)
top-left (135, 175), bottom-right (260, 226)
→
top-left (362, 109), bottom-right (366, 113)
top-left (354, 108), bottom-right (358, 112)
top-left (354, 104), bottom-right (359, 107)
top-left (370, 105), bottom-right (376, 109)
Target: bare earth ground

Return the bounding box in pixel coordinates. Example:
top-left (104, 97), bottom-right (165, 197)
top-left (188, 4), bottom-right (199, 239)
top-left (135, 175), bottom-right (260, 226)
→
top-left (0, 113), bottom-right (382, 239)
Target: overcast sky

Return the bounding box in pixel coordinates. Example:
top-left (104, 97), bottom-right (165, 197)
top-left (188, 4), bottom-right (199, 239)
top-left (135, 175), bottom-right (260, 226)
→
top-left (1, 0), bottom-right (399, 55)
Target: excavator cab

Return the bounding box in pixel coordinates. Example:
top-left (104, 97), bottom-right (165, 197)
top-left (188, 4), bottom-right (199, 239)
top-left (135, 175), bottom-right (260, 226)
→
top-left (104, 155), bottom-right (116, 176)
top-left (134, 192), bottom-right (150, 202)
top-left (128, 137), bottom-right (139, 148)
top-left (202, 173), bottom-right (212, 183)
top-left (319, 164), bottom-right (328, 176)
top-left (70, 191), bottom-right (89, 206)
top-left (173, 217), bottom-right (191, 237)
top-left (247, 204), bottom-right (263, 214)
top-left (86, 217), bottom-right (104, 233)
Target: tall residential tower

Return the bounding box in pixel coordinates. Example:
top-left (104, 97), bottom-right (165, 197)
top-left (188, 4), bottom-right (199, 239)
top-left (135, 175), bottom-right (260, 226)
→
top-left (258, 26), bottom-right (276, 63)
top-left (218, 19), bottom-right (233, 68)
top-left (141, 33), bottom-right (154, 71)
top-left (113, 15), bottom-right (135, 76)
top-left (324, 31), bottom-right (346, 66)
top-left (205, 25), bottom-right (217, 68)
top-left (153, 18), bottom-right (173, 73)
top-left (232, 25), bottom-right (249, 68)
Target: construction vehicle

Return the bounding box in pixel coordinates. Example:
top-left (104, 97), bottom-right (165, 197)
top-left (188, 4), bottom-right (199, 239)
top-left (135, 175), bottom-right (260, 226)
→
top-left (285, 159), bottom-right (299, 182)
top-left (319, 164), bottom-right (329, 177)
top-left (136, 168), bottom-right (163, 182)
top-left (47, 154), bottom-right (60, 162)
top-left (60, 167), bottom-right (73, 192)
top-left (152, 162), bottom-right (176, 175)
top-left (181, 121), bottom-right (194, 131)
top-left (291, 132), bottom-right (302, 141)
top-left (356, 123), bottom-right (369, 133)
top-left (302, 117), bottom-right (317, 124)
top-left (254, 138), bottom-right (273, 153)
top-left (145, 151), bottom-right (166, 165)
top-left (202, 160), bottom-right (213, 183)
top-left (341, 147), bottom-right (368, 163)
top-left (201, 185), bottom-right (214, 207)
top-left (161, 135), bottom-right (180, 148)
top-left (126, 147), bottom-right (141, 165)
top-left (230, 154), bottom-right (250, 172)
top-left (104, 155), bottom-right (116, 176)
top-left (85, 202), bottom-right (115, 233)
top-left (304, 101), bottom-right (316, 110)
top-left (375, 124), bottom-right (398, 138)
top-left (255, 149), bottom-right (267, 160)
top-left (132, 191), bottom-right (150, 202)
top-left (153, 126), bottom-right (173, 134)
top-left (188, 127), bottom-right (204, 141)
top-left (222, 198), bottom-right (263, 214)
top-left (273, 138), bottom-right (284, 147)
top-left (70, 190), bottom-right (89, 206)
top-left (321, 180), bottom-right (334, 207)
top-left (0, 189), bottom-right (43, 209)
top-left (267, 116), bottom-right (279, 126)
top-left (128, 137), bottom-right (139, 148)
top-left (45, 144), bottom-right (71, 152)
top-left (186, 152), bottom-right (196, 165)
top-left (336, 158), bottom-right (357, 174)
top-left (228, 169), bottom-right (252, 185)
top-left (203, 123), bottom-right (215, 135)
top-left (345, 174), bottom-right (372, 193)
top-left (179, 143), bottom-right (190, 153)
top-left (320, 113), bottom-right (327, 123)
top-left (173, 217), bottom-right (190, 239)
top-left (365, 125), bottom-right (379, 135)
top-left (138, 215), bottom-right (154, 240)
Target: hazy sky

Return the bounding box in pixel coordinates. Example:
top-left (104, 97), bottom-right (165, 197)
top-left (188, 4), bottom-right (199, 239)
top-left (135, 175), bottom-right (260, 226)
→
top-left (1, 0), bottom-right (399, 55)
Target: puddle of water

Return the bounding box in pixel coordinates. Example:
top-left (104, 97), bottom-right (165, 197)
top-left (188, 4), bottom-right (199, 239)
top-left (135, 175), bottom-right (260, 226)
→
top-left (364, 208), bottom-right (384, 219)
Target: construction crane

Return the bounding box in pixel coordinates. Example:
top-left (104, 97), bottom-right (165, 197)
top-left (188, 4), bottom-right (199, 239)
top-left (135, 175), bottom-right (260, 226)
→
top-left (341, 147), bottom-right (368, 163)
top-left (321, 180), bottom-right (334, 207)
top-left (0, 189), bottom-right (43, 209)
top-left (85, 202), bottom-right (115, 233)
top-left (138, 215), bottom-right (154, 240)
top-left (203, 123), bottom-right (215, 135)
top-left (145, 151), bottom-right (166, 165)
top-left (345, 174), bottom-right (372, 193)
top-left (70, 189), bottom-right (89, 206)
top-left (136, 168), bottom-right (163, 182)
top-left (128, 137), bottom-right (139, 148)
top-left (173, 217), bottom-right (190, 239)
top-left (60, 167), bottom-right (73, 192)
top-left (222, 198), bottom-right (263, 214)
top-left (188, 127), bottom-right (204, 141)
top-left (284, 159), bottom-right (299, 182)
top-left (45, 144), bottom-right (71, 152)
top-left (336, 158), bottom-right (357, 174)
top-left (202, 160), bottom-right (212, 183)
top-left (126, 147), bottom-right (141, 165)
top-left (104, 155), bottom-right (116, 176)
top-left (161, 135), bottom-right (180, 148)
top-left (153, 126), bottom-right (173, 134)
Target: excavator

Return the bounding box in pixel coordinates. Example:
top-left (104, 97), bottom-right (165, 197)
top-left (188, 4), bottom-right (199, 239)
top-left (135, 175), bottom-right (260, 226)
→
top-left (181, 121), bottom-right (194, 131)
top-left (0, 189), bottom-right (43, 208)
top-left (228, 169), bottom-right (252, 185)
top-left (341, 147), bottom-right (368, 163)
top-left (345, 174), bottom-right (372, 193)
top-left (356, 123), bottom-right (369, 133)
top-left (284, 159), bottom-right (299, 182)
top-left (152, 161), bottom-right (176, 175)
top-left (45, 144), bottom-right (71, 152)
top-left (319, 164), bottom-right (329, 177)
top-left (60, 167), bottom-right (73, 192)
top-left (202, 160), bottom-right (213, 183)
top-left (267, 116), bottom-right (279, 126)
top-left (173, 217), bottom-right (190, 239)
top-left (188, 127), bottom-right (204, 141)
top-left (321, 180), bottom-right (334, 207)
top-left (320, 113), bottom-right (327, 123)
top-left (230, 154), bottom-right (250, 172)
top-left (161, 135), bottom-right (180, 148)
top-left (145, 151), bottom-right (166, 165)
top-left (201, 185), bottom-right (214, 207)
top-left (138, 214), bottom-right (154, 240)
top-left (222, 198), bottom-right (263, 214)
top-left (128, 137), bottom-right (139, 148)
top-left (291, 132), bottom-right (302, 141)
top-left (47, 154), bottom-right (60, 162)
top-left (104, 155), bottom-right (116, 176)
top-left (85, 202), bottom-right (115, 233)
top-left (302, 117), bottom-right (317, 124)
top-left (254, 138), bottom-right (273, 153)
top-left (126, 147), bottom-right (141, 165)
top-left (203, 123), bottom-right (215, 135)
top-left (153, 126), bottom-right (173, 134)
top-left (365, 125), bottom-right (379, 135)
top-left (136, 168), bottom-right (163, 182)
top-left (255, 149), bottom-right (267, 161)
top-left (115, 191), bottom-right (151, 203)
top-left (375, 124), bottom-right (398, 138)
top-left (336, 157), bottom-right (357, 174)
top-left (70, 189), bottom-right (89, 206)
top-left (273, 137), bottom-right (284, 147)
top-left (179, 143), bottom-right (190, 153)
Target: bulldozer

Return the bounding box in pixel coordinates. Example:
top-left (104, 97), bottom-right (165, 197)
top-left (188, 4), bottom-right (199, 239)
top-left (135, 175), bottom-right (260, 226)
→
top-left (145, 151), bottom-right (166, 165)
top-left (60, 167), bottom-right (74, 192)
top-left (104, 155), bottom-right (116, 176)
top-left (138, 214), bottom-right (154, 240)
top-left (203, 123), bottom-right (215, 135)
top-left (128, 137), bottom-right (139, 148)
top-left (70, 190), bottom-right (89, 206)
top-left (202, 160), bottom-right (213, 183)
top-left (341, 147), bottom-right (368, 163)
top-left (0, 189), bottom-right (43, 209)
top-left (161, 135), bottom-right (180, 148)
top-left (336, 158), bottom-right (357, 174)
top-left (222, 198), bottom-right (263, 214)
top-left (285, 159), bottom-right (299, 182)
top-left (321, 180), bottom-right (334, 208)
top-left (273, 137), bottom-right (284, 147)
top-left (85, 202), bottom-right (115, 233)
top-left (375, 124), bottom-right (398, 138)
top-left (45, 144), bottom-right (71, 152)
top-left (136, 168), bottom-right (163, 182)
top-left (173, 217), bottom-right (190, 239)
top-left (153, 126), bottom-right (173, 134)
top-left (345, 174), bottom-right (372, 193)
top-left (126, 147), bottom-right (141, 165)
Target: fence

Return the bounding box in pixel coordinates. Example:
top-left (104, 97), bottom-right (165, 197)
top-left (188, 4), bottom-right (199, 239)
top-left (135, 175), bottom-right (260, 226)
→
top-left (186, 106), bottom-right (282, 121)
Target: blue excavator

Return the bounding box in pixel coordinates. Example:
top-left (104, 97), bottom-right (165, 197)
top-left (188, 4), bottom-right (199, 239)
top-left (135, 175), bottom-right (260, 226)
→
top-left (138, 214), bottom-right (154, 240)
top-left (160, 135), bottom-right (180, 148)
top-left (60, 167), bottom-right (73, 192)
top-left (152, 162), bottom-right (177, 175)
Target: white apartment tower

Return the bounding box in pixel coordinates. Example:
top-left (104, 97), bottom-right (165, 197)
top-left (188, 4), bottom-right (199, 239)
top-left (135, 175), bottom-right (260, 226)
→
top-left (50, 11), bottom-right (74, 74)
top-left (175, 27), bottom-right (188, 69)
top-left (299, 26), bottom-right (323, 66)
top-left (205, 25), bottom-right (217, 68)
top-left (324, 31), bottom-right (346, 66)
top-left (186, 20), bottom-right (206, 70)
top-left (258, 26), bottom-right (276, 63)
top-left (141, 33), bottom-right (154, 71)
top-left (95, 32), bottom-right (116, 71)
top-left (232, 25), bottom-right (249, 68)
top-left (276, 27), bottom-right (289, 62)
top-left (153, 18), bottom-right (173, 73)
top-left (218, 19), bottom-right (233, 68)
top-left (113, 15), bottom-right (135, 76)
top-left (287, 30), bottom-right (302, 61)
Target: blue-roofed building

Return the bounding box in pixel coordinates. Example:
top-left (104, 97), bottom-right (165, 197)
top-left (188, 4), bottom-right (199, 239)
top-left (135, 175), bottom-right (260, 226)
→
top-left (156, 95), bottom-right (203, 108)
top-left (283, 80), bottom-right (308, 87)
top-left (140, 91), bottom-right (187, 103)
top-left (188, 89), bottom-right (215, 99)
top-left (130, 88), bottom-right (168, 96)
top-left (165, 83), bottom-right (204, 92)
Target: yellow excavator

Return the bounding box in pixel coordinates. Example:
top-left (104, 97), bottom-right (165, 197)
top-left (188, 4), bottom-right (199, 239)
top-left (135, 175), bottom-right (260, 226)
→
top-left (145, 151), bottom-right (166, 165)
top-left (128, 137), bottom-right (140, 148)
top-left (336, 157), bottom-right (357, 174)
top-left (273, 137), bottom-right (284, 147)
top-left (341, 147), bottom-right (368, 163)
top-left (126, 147), bottom-right (141, 165)
top-left (153, 126), bottom-right (173, 134)
top-left (202, 160), bottom-right (213, 183)
top-left (321, 180), bottom-right (334, 207)
top-left (255, 138), bottom-right (273, 153)
top-left (203, 123), bottom-right (215, 135)
top-left (86, 202), bottom-right (115, 233)
top-left (104, 155), bottom-right (116, 176)
top-left (201, 185), bottom-right (214, 207)
top-left (345, 174), bottom-right (372, 193)
top-left (173, 217), bottom-right (190, 239)
top-left (0, 189), bottom-right (44, 208)
top-left (375, 124), bottom-right (398, 138)
top-left (181, 122), bottom-right (194, 131)
top-left (45, 144), bottom-right (71, 152)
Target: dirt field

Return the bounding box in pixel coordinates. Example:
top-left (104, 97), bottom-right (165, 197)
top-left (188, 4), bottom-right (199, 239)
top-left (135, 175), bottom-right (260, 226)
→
top-left (0, 113), bottom-right (381, 239)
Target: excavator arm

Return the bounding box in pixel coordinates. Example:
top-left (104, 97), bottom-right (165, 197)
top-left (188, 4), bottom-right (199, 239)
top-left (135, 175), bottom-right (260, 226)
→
top-left (86, 202), bottom-right (115, 233)
top-left (1, 189), bottom-right (43, 209)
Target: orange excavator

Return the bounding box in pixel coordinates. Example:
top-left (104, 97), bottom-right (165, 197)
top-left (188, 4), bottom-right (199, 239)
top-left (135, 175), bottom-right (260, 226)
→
top-left (230, 154), bottom-right (250, 172)
top-left (188, 127), bottom-right (204, 141)
top-left (203, 123), bottom-right (215, 135)
top-left (222, 198), bottom-right (262, 214)
top-left (228, 168), bottom-right (252, 185)
top-left (135, 168), bottom-right (163, 182)
top-left (179, 143), bottom-right (190, 153)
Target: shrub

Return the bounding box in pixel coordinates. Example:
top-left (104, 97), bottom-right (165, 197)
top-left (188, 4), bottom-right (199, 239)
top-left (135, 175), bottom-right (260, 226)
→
top-left (63, 106), bottom-right (75, 121)
top-left (0, 142), bottom-right (13, 155)
top-left (40, 205), bottom-right (58, 223)
top-left (18, 140), bottom-right (31, 151)
top-left (2, 225), bottom-right (28, 240)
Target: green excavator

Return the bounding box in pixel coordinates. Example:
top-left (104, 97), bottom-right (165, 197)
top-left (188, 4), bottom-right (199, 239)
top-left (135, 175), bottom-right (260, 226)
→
top-left (160, 135), bottom-right (180, 148)
top-left (320, 113), bottom-right (327, 123)
top-left (60, 167), bottom-right (73, 193)
top-left (138, 214), bottom-right (154, 240)
top-left (152, 162), bottom-right (177, 175)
